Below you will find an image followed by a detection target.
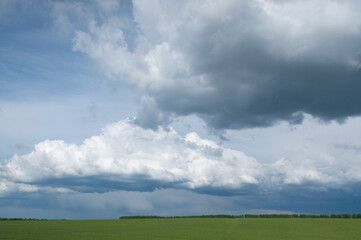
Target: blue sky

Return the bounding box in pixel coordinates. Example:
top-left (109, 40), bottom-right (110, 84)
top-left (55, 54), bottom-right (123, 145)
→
top-left (1, 0), bottom-right (361, 219)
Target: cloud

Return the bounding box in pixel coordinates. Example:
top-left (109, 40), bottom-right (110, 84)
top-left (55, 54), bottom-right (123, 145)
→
top-left (2, 0), bottom-right (361, 218)
top-left (73, 0), bottom-right (361, 129)
top-left (133, 96), bottom-right (169, 129)
top-left (0, 119), bottom-right (262, 195)
top-left (0, 188), bottom-right (251, 219)
top-left (0, 179), bottom-right (71, 197)
top-left (95, 0), bottom-right (120, 13)
top-left (1, 118), bottom-right (361, 197)
top-left (50, 0), bottom-right (133, 34)
top-left (1, 184), bottom-right (360, 219)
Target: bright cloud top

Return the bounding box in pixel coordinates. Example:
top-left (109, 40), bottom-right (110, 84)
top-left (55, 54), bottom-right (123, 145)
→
top-left (1, 119), bottom-right (361, 196)
top-left (0, 120), bottom-right (260, 194)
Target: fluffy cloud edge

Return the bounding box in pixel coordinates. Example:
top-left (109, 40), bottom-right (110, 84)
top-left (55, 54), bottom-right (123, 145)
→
top-left (1, 118), bottom-right (361, 196)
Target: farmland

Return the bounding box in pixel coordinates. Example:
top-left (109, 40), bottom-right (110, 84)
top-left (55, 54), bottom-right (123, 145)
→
top-left (0, 218), bottom-right (360, 239)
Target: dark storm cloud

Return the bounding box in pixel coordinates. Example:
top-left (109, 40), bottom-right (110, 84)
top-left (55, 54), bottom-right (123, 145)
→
top-left (127, 0), bottom-right (361, 129)
top-left (71, 0), bottom-right (361, 129)
top-left (159, 58), bottom-right (361, 129)
top-left (31, 175), bottom-right (186, 193)
top-left (1, 183), bottom-right (360, 219)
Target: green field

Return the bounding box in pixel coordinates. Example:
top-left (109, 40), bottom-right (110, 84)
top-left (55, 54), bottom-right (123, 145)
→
top-left (0, 218), bottom-right (360, 240)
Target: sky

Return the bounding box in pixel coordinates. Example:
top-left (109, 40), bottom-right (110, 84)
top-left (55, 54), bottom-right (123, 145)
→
top-left (1, 0), bottom-right (361, 219)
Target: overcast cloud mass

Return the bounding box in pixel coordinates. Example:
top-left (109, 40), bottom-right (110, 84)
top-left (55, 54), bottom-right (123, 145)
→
top-left (74, 0), bottom-right (361, 128)
top-left (1, 0), bottom-right (361, 219)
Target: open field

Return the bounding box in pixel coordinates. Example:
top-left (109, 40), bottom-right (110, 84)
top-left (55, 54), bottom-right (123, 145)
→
top-left (0, 218), bottom-right (360, 240)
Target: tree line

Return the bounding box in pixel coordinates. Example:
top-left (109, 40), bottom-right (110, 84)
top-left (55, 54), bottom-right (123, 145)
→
top-left (119, 213), bottom-right (361, 219)
top-left (3, 214), bottom-right (361, 221)
top-left (0, 218), bottom-right (49, 221)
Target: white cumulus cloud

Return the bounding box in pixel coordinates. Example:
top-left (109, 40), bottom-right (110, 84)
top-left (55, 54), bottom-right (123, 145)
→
top-left (0, 119), bottom-right (262, 194)
top-left (1, 117), bottom-right (361, 196)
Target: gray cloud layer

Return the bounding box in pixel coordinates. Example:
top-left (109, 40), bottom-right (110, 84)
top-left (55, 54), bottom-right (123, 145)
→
top-left (1, 187), bottom-right (360, 219)
top-left (73, 0), bottom-right (361, 129)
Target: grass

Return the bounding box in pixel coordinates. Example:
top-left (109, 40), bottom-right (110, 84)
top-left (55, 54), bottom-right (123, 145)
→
top-left (0, 218), bottom-right (360, 239)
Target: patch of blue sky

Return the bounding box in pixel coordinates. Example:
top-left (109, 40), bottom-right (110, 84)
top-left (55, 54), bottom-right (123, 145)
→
top-left (0, 32), bottom-right (92, 98)
top-left (0, 1), bottom-right (139, 161)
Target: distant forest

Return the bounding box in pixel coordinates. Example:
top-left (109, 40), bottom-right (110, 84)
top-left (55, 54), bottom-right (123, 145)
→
top-left (2, 214), bottom-right (361, 221)
top-left (119, 214), bottom-right (361, 219)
